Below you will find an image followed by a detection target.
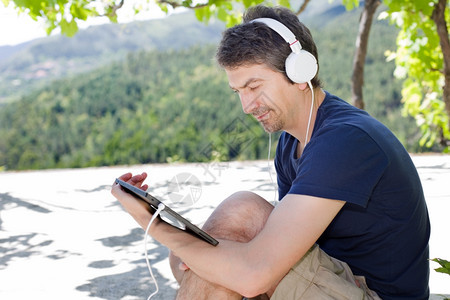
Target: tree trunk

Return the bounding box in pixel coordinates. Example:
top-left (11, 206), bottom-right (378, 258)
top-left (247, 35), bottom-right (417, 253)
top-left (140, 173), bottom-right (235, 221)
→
top-left (351, 0), bottom-right (381, 109)
top-left (432, 0), bottom-right (450, 146)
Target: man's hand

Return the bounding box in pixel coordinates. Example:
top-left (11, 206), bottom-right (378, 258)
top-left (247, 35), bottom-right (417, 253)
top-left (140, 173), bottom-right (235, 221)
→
top-left (114, 172), bottom-right (149, 191)
top-left (111, 172), bottom-right (154, 228)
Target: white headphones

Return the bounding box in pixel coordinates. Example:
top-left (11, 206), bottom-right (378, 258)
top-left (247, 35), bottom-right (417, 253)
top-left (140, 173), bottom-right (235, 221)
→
top-left (250, 18), bottom-right (318, 84)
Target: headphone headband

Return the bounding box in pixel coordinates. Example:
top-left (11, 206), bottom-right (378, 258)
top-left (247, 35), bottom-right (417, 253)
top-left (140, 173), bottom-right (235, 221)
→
top-left (250, 18), bottom-right (302, 53)
top-left (249, 17), bottom-right (318, 84)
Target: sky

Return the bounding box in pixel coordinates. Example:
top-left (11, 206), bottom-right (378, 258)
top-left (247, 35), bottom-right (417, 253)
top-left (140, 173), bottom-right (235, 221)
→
top-left (0, 7), bottom-right (48, 46)
top-left (0, 1), bottom-right (174, 47)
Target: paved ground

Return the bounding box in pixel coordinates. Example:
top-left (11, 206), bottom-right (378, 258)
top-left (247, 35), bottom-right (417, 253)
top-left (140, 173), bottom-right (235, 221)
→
top-left (1, 155), bottom-right (449, 299)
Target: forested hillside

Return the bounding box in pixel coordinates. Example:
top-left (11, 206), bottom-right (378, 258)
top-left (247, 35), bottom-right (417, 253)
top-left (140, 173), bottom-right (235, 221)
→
top-left (0, 46), bottom-right (269, 170)
top-left (0, 6), bottom-right (424, 171)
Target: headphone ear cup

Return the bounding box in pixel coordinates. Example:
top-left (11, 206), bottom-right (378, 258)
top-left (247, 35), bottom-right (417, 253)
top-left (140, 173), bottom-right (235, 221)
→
top-left (285, 50), bottom-right (318, 83)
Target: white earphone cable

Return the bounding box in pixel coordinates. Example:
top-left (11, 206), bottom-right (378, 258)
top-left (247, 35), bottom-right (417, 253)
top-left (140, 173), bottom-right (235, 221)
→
top-left (305, 81), bottom-right (314, 145)
top-left (267, 133), bottom-right (277, 202)
top-left (144, 202), bottom-right (166, 300)
top-left (266, 82), bottom-right (314, 203)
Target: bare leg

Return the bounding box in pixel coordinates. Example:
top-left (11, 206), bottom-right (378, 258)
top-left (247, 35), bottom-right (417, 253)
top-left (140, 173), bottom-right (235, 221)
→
top-left (171, 191), bottom-right (274, 299)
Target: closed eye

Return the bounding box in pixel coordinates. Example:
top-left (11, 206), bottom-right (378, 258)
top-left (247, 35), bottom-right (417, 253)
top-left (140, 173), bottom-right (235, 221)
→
top-left (229, 78), bottom-right (262, 94)
top-left (249, 85), bottom-right (260, 91)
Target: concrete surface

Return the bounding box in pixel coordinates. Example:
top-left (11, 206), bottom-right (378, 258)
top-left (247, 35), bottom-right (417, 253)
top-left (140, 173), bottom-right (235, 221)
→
top-left (0, 155), bottom-right (449, 299)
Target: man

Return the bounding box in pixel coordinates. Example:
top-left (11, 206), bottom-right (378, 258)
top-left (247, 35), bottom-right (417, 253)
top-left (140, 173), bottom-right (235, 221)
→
top-left (111, 5), bottom-right (430, 299)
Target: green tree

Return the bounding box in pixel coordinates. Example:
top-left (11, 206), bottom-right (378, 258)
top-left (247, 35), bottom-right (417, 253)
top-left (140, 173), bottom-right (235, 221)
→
top-left (334, 0), bottom-right (449, 150)
top-left (380, 0), bottom-right (450, 150)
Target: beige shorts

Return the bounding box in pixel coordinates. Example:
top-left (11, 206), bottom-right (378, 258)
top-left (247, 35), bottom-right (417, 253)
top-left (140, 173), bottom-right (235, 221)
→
top-left (270, 244), bottom-right (381, 300)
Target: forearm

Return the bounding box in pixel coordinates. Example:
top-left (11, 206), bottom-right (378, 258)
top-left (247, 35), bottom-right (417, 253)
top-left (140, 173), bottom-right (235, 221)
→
top-left (150, 221), bottom-right (269, 297)
top-left (111, 175), bottom-right (266, 294)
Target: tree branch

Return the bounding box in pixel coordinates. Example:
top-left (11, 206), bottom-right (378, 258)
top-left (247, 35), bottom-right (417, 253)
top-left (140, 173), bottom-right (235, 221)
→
top-left (106, 0), bottom-right (124, 18)
top-left (103, 0), bottom-right (210, 19)
top-left (295, 0), bottom-right (312, 16)
top-left (156, 0), bottom-right (209, 9)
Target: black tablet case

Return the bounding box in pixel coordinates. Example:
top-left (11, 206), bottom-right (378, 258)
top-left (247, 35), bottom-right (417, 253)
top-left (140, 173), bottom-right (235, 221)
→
top-left (115, 178), bottom-right (219, 246)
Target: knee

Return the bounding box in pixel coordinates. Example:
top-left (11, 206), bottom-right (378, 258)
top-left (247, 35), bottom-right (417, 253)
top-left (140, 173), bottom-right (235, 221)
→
top-left (202, 191), bottom-right (274, 242)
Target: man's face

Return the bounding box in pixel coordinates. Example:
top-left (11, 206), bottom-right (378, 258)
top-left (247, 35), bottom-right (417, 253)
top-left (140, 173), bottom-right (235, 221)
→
top-left (225, 64), bottom-right (300, 133)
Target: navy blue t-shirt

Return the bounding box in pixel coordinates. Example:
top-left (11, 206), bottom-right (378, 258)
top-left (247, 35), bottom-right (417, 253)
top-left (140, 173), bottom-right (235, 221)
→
top-left (274, 91), bottom-right (430, 299)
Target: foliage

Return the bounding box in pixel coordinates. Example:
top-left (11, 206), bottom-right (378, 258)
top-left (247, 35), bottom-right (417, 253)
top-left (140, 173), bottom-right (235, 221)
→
top-left (1, 0), bottom-right (289, 36)
top-left (2, 0), bottom-right (98, 36)
top-left (432, 258), bottom-right (450, 276)
top-left (311, 7), bottom-right (423, 151)
top-left (190, 0), bottom-right (292, 27)
top-left (379, 0), bottom-right (450, 151)
top-left (431, 257), bottom-right (450, 299)
top-left (341, 0), bottom-right (360, 11)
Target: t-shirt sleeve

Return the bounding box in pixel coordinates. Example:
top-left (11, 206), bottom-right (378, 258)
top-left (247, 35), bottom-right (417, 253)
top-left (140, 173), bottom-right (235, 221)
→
top-left (289, 124), bottom-right (388, 207)
top-left (275, 134), bottom-right (291, 200)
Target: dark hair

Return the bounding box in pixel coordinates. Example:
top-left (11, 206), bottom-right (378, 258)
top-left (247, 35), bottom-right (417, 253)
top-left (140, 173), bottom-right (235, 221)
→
top-left (216, 5), bottom-right (322, 88)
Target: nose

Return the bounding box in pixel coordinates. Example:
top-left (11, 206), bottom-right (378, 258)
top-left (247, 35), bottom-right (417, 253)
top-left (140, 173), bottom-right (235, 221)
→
top-left (240, 92), bottom-right (258, 114)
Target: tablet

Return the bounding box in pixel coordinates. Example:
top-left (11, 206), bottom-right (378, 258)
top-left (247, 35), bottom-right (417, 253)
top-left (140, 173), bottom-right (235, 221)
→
top-left (115, 178), bottom-right (219, 246)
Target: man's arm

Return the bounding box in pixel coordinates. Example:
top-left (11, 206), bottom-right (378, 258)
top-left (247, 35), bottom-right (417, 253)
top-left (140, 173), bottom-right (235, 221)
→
top-left (166, 193), bottom-right (345, 297)
top-left (111, 174), bottom-right (345, 298)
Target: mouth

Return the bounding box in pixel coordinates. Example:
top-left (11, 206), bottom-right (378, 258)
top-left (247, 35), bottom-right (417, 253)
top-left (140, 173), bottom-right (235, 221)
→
top-left (255, 111), bottom-right (270, 121)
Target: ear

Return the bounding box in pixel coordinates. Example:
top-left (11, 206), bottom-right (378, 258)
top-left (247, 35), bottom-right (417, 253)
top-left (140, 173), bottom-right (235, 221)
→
top-left (296, 82), bottom-right (308, 91)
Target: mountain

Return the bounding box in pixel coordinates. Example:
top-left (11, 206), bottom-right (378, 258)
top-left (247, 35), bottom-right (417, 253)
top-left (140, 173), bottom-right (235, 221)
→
top-left (0, 12), bottom-right (225, 104)
top-left (0, 45), bottom-right (264, 170)
top-left (0, 41), bottom-right (33, 63)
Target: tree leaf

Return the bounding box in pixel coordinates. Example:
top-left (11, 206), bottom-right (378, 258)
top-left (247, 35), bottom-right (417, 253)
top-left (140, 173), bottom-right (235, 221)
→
top-left (60, 18), bottom-right (79, 37)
